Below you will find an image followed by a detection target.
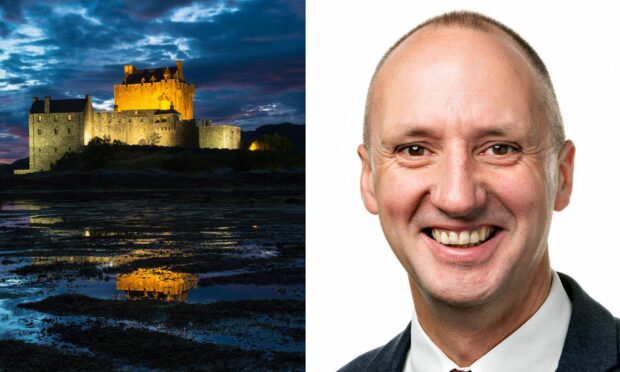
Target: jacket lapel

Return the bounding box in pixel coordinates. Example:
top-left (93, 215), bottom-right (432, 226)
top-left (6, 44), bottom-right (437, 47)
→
top-left (556, 272), bottom-right (619, 371)
top-left (363, 324), bottom-right (411, 371)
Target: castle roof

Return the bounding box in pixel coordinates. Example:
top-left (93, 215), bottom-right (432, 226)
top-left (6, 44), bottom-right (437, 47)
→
top-left (153, 108), bottom-right (181, 115)
top-left (124, 66), bottom-right (182, 84)
top-left (30, 98), bottom-right (89, 114)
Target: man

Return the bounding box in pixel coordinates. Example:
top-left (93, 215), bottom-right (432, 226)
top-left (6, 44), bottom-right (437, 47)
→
top-left (340, 11), bottom-right (620, 372)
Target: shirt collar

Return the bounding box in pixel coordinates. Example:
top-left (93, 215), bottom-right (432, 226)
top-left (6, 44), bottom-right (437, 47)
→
top-left (405, 271), bottom-right (572, 372)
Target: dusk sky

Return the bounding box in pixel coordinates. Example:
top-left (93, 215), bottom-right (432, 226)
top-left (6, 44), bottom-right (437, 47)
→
top-left (0, 0), bottom-right (305, 163)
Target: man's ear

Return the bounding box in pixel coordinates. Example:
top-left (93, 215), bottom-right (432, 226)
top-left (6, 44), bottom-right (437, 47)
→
top-left (554, 140), bottom-right (576, 211)
top-left (358, 144), bottom-right (378, 214)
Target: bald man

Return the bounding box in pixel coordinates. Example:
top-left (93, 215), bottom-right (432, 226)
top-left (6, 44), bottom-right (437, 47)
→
top-left (340, 11), bottom-right (620, 372)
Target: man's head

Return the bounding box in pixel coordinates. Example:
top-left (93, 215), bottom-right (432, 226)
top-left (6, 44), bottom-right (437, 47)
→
top-left (358, 11), bottom-right (575, 308)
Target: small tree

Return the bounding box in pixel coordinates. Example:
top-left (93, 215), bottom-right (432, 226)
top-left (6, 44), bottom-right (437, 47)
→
top-left (147, 132), bottom-right (161, 146)
top-left (261, 134), bottom-right (294, 152)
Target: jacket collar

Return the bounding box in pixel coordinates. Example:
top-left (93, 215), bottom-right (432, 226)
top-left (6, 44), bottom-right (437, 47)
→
top-left (364, 272), bottom-right (619, 371)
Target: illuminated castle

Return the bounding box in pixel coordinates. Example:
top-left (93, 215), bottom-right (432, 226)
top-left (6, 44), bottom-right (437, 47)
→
top-left (16, 61), bottom-right (241, 173)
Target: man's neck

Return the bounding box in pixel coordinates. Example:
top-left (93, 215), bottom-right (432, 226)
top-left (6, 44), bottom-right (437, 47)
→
top-left (410, 259), bottom-right (552, 367)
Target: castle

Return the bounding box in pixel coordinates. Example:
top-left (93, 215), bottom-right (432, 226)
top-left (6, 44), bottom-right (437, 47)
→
top-left (15, 61), bottom-right (241, 174)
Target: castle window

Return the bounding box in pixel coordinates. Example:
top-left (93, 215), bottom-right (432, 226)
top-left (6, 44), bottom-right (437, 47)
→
top-left (140, 118), bottom-right (143, 122)
top-left (54, 147), bottom-right (57, 152)
top-left (37, 128), bottom-right (41, 135)
top-left (69, 146), bottom-right (72, 152)
top-left (67, 114), bottom-right (72, 121)
top-left (54, 128), bottom-right (58, 135)
top-left (67, 128), bottom-right (71, 134)
top-left (37, 115), bottom-right (42, 122)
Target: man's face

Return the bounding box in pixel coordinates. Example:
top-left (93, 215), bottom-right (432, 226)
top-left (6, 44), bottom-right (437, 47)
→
top-left (360, 27), bottom-right (574, 307)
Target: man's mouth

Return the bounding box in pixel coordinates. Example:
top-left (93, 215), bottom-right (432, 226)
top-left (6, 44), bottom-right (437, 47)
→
top-left (423, 226), bottom-right (497, 248)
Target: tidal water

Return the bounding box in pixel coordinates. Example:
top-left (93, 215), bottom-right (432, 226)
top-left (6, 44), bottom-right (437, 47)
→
top-left (0, 186), bottom-right (305, 368)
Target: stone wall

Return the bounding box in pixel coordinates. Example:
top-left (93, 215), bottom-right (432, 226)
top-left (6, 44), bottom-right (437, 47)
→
top-left (29, 112), bottom-right (85, 171)
top-left (90, 111), bottom-right (197, 148)
top-left (113, 79), bottom-right (194, 120)
top-left (198, 125), bottom-right (241, 149)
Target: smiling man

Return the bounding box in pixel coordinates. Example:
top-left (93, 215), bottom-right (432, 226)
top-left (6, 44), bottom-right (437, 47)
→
top-left (340, 11), bottom-right (620, 372)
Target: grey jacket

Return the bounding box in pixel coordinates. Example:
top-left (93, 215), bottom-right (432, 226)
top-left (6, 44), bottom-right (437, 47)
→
top-left (339, 273), bottom-right (620, 372)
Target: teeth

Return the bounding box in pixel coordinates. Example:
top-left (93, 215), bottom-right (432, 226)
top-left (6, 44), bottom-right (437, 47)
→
top-left (430, 227), bottom-right (495, 247)
top-left (458, 231), bottom-right (470, 245)
top-left (440, 231), bottom-right (449, 245)
top-left (470, 230), bottom-right (480, 244)
top-left (448, 232), bottom-right (458, 244)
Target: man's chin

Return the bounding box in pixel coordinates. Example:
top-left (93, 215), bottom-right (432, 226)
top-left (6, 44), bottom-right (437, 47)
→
top-left (409, 268), bottom-right (502, 309)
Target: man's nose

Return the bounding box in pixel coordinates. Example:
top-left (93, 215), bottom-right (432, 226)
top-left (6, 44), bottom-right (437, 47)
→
top-left (430, 151), bottom-right (484, 217)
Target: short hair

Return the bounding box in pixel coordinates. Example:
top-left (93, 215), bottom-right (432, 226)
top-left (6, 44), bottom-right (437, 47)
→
top-left (363, 11), bottom-right (565, 153)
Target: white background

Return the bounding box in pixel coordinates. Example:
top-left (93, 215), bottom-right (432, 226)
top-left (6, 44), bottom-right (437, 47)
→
top-left (307, 1), bottom-right (620, 371)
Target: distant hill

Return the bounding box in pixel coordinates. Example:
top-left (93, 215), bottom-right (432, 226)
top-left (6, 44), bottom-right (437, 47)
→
top-left (0, 158), bottom-right (28, 174)
top-left (242, 123), bottom-right (305, 154)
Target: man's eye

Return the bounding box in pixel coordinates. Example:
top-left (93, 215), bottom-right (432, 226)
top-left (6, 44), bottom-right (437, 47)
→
top-left (400, 145), bottom-right (430, 156)
top-left (483, 144), bottom-right (519, 156)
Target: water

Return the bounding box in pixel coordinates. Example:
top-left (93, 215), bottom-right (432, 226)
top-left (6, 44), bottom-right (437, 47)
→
top-left (0, 187), bottom-right (305, 361)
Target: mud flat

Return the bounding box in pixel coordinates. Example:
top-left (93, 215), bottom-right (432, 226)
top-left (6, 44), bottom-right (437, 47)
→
top-left (0, 183), bottom-right (305, 370)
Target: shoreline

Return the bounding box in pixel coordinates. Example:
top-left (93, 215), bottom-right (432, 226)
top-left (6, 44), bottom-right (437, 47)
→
top-left (0, 168), bottom-right (305, 195)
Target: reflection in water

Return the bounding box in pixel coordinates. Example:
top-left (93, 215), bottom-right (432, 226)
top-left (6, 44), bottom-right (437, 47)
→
top-left (31, 249), bottom-right (175, 268)
top-left (29, 217), bottom-right (63, 225)
top-left (116, 268), bottom-right (198, 302)
top-left (0, 201), bottom-right (44, 211)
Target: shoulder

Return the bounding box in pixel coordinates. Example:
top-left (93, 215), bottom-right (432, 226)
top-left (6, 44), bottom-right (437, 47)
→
top-left (338, 324), bottom-right (411, 372)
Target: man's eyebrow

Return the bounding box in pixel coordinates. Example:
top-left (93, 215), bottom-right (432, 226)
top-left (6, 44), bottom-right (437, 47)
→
top-left (384, 126), bottom-right (442, 139)
top-left (475, 127), bottom-right (519, 138)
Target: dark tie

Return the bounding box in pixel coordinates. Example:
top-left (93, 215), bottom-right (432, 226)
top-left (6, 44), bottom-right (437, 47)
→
top-left (450, 369), bottom-right (471, 372)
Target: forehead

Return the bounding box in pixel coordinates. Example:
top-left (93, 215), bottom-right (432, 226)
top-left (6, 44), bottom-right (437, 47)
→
top-left (369, 26), bottom-right (542, 144)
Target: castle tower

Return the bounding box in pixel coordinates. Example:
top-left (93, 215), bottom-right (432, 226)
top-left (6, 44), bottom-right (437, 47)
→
top-left (113, 61), bottom-right (194, 120)
top-left (24, 95), bottom-right (92, 172)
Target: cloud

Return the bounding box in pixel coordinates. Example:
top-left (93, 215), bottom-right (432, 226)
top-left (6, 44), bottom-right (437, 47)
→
top-left (0, 0), bottom-right (305, 158)
top-left (169, 1), bottom-right (240, 23)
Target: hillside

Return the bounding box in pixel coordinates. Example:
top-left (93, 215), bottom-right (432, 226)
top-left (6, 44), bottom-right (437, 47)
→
top-left (242, 123), bottom-right (305, 154)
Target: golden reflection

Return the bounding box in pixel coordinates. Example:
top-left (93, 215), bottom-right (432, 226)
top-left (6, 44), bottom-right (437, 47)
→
top-left (116, 268), bottom-right (198, 302)
top-left (31, 249), bottom-right (177, 268)
top-left (29, 216), bottom-right (63, 225)
top-left (249, 141), bottom-right (261, 151)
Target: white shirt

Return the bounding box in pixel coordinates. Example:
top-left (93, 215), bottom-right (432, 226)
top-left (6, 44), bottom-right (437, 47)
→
top-left (404, 271), bottom-right (572, 372)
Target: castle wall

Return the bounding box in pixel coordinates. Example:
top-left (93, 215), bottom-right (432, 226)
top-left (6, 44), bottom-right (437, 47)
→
top-left (113, 79), bottom-right (194, 120)
top-left (91, 111), bottom-right (197, 148)
top-left (29, 112), bottom-right (85, 171)
top-left (198, 125), bottom-right (241, 150)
